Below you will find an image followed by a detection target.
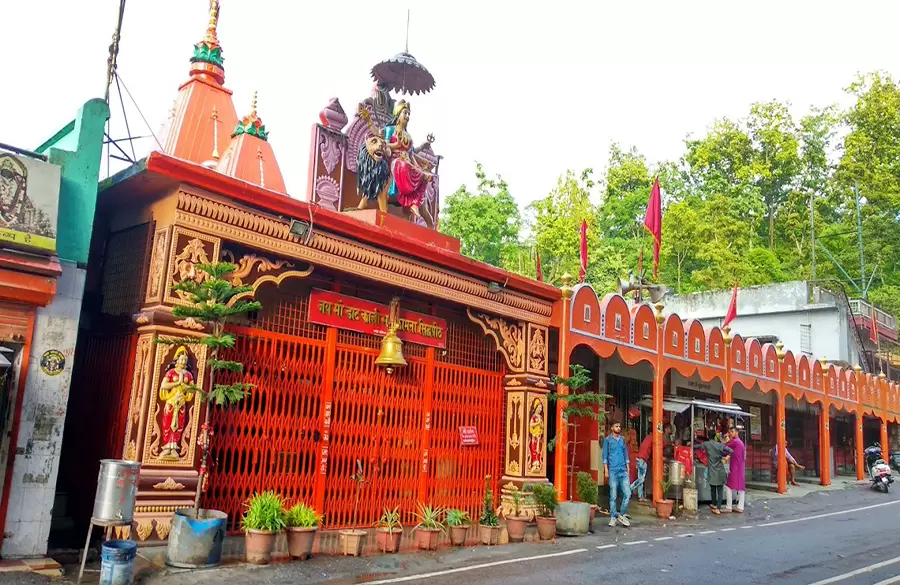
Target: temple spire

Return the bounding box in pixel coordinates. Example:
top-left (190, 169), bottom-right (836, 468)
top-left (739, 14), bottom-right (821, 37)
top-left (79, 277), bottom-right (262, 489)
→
top-left (232, 92), bottom-right (268, 141)
top-left (190, 0), bottom-right (225, 85)
top-left (205, 0), bottom-right (220, 45)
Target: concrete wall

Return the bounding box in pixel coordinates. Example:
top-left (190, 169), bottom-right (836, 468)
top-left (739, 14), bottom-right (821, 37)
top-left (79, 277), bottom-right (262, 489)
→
top-left (2, 262), bottom-right (84, 558)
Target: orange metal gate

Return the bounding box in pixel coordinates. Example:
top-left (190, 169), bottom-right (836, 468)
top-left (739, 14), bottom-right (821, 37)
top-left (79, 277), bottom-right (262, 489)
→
top-left (204, 288), bottom-right (505, 532)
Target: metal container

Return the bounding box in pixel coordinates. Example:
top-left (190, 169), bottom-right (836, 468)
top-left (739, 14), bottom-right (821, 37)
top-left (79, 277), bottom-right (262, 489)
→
top-left (668, 460), bottom-right (685, 486)
top-left (92, 460), bottom-right (141, 523)
top-left (166, 509), bottom-right (228, 568)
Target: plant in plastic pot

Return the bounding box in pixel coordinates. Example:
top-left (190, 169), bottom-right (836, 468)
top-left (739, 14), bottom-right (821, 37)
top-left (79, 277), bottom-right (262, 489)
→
top-left (656, 478), bottom-right (674, 519)
top-left (576, 472), bottom-right (599, 528)
top-left (527, 483), bottom-right (558, 540)
top-left (445, 509), bottom-right (471, 546)
top-left (504, 489), bottom-right (530, 543)
top-left (374, 507), bottom-right (403, 553)
top-left (413, 504), bottom-right (445, 550)
top-left (340, 461), bottom-right (368, 556)
top-left (547, 365), bottom-right (608, 536)
top-left (162, 262), bottom-right (261, 568)
top-left (478, 476), bottom-right (501, 545)
top-left (241, 491), bottom-right (286, 565)
top-left (284, 502), bottom-right (322, 560)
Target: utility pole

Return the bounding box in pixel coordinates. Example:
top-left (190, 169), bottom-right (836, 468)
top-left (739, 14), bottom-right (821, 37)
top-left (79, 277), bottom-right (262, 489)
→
top-left (809, 188), bottom-right (816, 281)
top-left (855, 181), bottom-right (866, 299)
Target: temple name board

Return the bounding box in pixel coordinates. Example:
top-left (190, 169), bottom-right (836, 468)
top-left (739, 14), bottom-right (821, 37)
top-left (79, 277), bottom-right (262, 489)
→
top-left (308, 289), bottom-right (447, 349)
top-left (0, 153), bottom-right (60, 254)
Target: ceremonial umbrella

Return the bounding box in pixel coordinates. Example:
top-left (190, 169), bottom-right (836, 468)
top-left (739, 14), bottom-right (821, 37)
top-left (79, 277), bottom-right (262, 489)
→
top-left (370, 52), bottom-right (436, 96)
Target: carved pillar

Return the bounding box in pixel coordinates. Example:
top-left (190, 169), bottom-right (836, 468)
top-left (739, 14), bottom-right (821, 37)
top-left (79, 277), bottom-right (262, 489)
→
top-left (776, 342), bottom-right (787, 494)
top-left (467, 309), bottom-right (551, 515)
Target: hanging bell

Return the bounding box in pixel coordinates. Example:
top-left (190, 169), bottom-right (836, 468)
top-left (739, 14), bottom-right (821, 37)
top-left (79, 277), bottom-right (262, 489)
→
top-left (375, 328), bottom-right (407, 374)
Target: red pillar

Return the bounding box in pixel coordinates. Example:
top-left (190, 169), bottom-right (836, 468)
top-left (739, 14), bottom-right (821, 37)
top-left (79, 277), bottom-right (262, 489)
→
top-left (314, 326), bottom-right (338, 515)
top-left (555, 275), bottom-right (573, 501)
top-left (652, 303), bottom-right (665, 504)
top-left (418, 347), bottom-right (436, 502)
top-left (722, 326), bottom-right (733, 404)
top-left (819, 359), bottom-right (831, 486)
top-left (880, 373), bottom-right (890, 461)
top-left (776, 342), bottom-right (787, 494)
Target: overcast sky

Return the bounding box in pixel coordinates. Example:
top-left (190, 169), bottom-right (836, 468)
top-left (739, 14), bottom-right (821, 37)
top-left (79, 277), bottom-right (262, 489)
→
top-left (5, 1), bottom-right (900, 210)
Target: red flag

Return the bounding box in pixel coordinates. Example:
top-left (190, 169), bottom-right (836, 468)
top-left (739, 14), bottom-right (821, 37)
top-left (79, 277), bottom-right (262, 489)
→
top-left (870, 307), bottom-right (879, 344)
top-left (579, 220), bottom-right (588, 283)
top-left (535, 248), bottom-right (543, 282)
top-left (723, 281), bottom-right (738, 329)
top-left (643, 178), bottom-right (662, 279)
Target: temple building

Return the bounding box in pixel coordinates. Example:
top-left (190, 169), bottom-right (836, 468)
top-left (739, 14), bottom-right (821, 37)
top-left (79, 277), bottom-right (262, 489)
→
top-left (42, 1), bottom-right (900, 553)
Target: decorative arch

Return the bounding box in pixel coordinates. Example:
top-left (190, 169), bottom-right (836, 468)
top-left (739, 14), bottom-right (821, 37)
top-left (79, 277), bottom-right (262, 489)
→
top-left (811, 359), bottom-right (825, 399)
top-left (797, 355), bottom-right (811, 389)
top-left (782, 351), bottom-right (803, 400)
top-left (746, 338), bottom-right (763, 377)
top-left (848, 370), bottom-right (859, 404)
top-left (600, 293), bottom-right (631, 344)
top-left (684, 319), bottom-right (706, 363)
top-left (570, 284), bottom-right (600, 335)
top-left (663, 314), bottom-right (685, 360)
top-left (731, 334), bottom-right (746, 371)
top-left (630, 303), bottom-right (657, 353)
top-left (707, 327), bottom-right (725, 368)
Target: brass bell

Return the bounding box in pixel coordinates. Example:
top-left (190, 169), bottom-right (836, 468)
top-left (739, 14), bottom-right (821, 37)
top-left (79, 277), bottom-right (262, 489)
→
top-left (375, 327), bottom-right (407, 374)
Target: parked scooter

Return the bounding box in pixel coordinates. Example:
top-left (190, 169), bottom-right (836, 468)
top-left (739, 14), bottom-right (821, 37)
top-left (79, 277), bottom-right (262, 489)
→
top-left (865, 443), bottom-right (894, 493)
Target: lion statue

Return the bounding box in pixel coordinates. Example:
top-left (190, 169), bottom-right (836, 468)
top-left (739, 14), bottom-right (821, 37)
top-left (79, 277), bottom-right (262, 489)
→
top-left (356, 135), bottom-right (391, 213)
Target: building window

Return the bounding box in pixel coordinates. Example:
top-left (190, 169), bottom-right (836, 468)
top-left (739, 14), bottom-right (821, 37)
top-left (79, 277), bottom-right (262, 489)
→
top-left (714, 345), bottom-right (720, 359)
top-left (583, 305), bottom-right (591, 323)
top-left (615, 314), bottom-right (622, 331)
top-left (643, 323), bottom-right (650, 340)
top-left (736, 350), bottom-right (742, 364)
top-left (672, 332), bottom-right (678, 346)
top-left (800, 324), bottom-right (812, 356)
top-left (694, 339), bottom-right (700, 353)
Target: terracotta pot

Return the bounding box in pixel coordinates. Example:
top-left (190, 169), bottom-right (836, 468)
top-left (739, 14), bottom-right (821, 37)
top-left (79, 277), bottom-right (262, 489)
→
top-left (505, 516), bottom-right (528, 543)
top-left (244, 529), bottom-right (277, 565)
top-left (656, 499), bottom-right (674, 519)
top-left (479, 524), bottom-right (501, 545)
top-left (449, 525), bottom-right (468, 546)
top-left (376, 528), bottom-right (403, 553)
top-left (286, 526), bottom-right (317, 560)
top-left (415, 528), bottom-right (441, 550)
top-left (535, 516), bottom-right (556, 541)
top-left (340, 529), bottom-right (366, 556)
top-left (589, 505), bottom-right (597, 523)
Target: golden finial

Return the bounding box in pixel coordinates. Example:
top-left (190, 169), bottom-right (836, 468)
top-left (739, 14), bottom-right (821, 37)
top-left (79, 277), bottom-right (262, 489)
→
top-left (819, 357), bottom-right (828, 369)
top-left (560, 273), bottom-right (573, 299)
top-left (879, 371), bottom-right (886, 379)
top-left (776, 341), bottom-right (785, 361)
top-left (205, 0), bottom-right (221, 44)
top-left (853, 364), bottom-right (862, 373)
top-left (250, 91), bottom-right (258, 117)
top-left (654, 303), bottom-right (665, 325)
top-left (723, 325), bottom-right (733, 346)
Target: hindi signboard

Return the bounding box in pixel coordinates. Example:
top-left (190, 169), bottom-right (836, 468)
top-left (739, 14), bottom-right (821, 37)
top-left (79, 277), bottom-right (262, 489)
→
top-left (0, 153), bottom-right (60, 254)
top-left (749, 406), bottom-right (762, 440)
top-left (308, 289), bottom-right (447, 349)
top-left (459, 426), bottom-right (479, 446)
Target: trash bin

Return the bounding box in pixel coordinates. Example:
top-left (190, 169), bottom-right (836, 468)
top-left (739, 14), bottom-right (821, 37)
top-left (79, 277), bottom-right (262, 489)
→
top-left (99, 540), bottom-right (137, 585)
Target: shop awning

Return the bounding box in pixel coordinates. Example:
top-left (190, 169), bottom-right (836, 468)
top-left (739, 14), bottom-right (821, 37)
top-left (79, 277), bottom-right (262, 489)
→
top-left (639, 396), bottom-right (753, 418)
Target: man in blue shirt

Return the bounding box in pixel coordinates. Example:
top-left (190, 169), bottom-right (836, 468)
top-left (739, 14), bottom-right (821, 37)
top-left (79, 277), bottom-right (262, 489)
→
top-left (603, 421), bottom-right (631, 527)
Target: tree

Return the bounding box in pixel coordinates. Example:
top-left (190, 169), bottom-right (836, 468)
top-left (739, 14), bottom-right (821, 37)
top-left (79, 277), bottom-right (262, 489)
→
top-left (440, 163), bottom-right (522, 267)
top-left (597, 144), bottom-right (652, 241)
top-left (660, 201), bottom-right (701, 293)
top-left (159, 262), bottom-right (261, 516)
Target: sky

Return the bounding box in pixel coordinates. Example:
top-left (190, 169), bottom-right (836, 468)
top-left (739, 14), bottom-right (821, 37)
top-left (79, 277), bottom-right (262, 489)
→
top-left (4, 1), bottom-right (900, 212)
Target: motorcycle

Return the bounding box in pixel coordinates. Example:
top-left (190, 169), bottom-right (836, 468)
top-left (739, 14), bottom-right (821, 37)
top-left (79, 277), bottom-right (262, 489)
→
top-left (865, 443), bottom-right (894, 493)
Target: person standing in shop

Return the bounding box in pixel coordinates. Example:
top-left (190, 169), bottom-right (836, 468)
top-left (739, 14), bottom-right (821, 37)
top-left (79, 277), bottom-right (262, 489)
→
top-left (700, 435), bottom-right (733, 514)
top-left (603, 421), bottom-right (631, 527)
top-left (723, 426), bottom-right (746, 513)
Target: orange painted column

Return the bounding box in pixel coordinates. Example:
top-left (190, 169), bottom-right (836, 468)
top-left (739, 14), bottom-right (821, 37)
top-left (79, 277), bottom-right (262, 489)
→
top-left (314, 326), bottom-right (338, 515)
top-left (652, 303), bottom-right (665, 504)
top-left (880, 373), bottom-right (889, 460)
top-left (819, 359), bottom-right (832, 487)
top-left (555, 275), bottom-right (573, 501)
top-left (856, 412), bottom-right (865, 481)
top-left (722, 326), bottom-right (733, 404)
top-left (776, 342), bottom-right (787, 494)
top-left (418, 347), bottom-right (436, 502)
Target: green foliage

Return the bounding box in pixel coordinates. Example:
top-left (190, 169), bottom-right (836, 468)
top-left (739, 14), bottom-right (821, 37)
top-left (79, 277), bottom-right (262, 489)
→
top-left (509, 489), bottom-right (531, 517)
top-left (284, 502), bottom-right (322, 528)
top-left (660, 478), bottom-right (673, 502)
top-left (576, 472), bottom-right (598, 506)
top-left (547, 365), bottom-right (609, 451)
top-left (527, 483), bottom-right (558, 517)
top-left (444, 508), bottom-right (471, 527)
top-left (439, 162), bottom-right (522, 267)
top-left (413, 504), bottom-right (445, 532)
top-left (374, 506), bottom-right (402, 531)
top-left (479, 476), bottom-right (499, 527)
top-left (241, 491), bottom-right (286, 533)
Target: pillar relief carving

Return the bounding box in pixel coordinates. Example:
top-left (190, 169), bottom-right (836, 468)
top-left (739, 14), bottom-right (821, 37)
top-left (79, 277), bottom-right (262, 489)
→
top-left (163, 227), bottom-right (221, 306)
top-left (467, 309), bottom-right (525, 373)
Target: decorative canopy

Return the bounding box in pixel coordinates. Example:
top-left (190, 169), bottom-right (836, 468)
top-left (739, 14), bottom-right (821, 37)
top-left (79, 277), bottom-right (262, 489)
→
top-left (370, 52), bottom-right (435, 96)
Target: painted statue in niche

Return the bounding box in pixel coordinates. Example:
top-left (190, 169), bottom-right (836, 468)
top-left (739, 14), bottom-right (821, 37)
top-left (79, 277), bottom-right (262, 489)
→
top-left (356, 100), bottom-right (435, 225)
top-left (528, 398), bottom-right (544, 473)
top-left (158, 346), bottom-right (196, 461)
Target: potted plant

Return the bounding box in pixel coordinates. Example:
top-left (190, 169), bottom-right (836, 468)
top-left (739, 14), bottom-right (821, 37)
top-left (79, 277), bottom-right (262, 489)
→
top-left (547, 365), bottom-right (608, 536)
top-left (374, 507), bottom-right (403, 553)
top-left (445, 509), bottom-right (471, 546)
top-left (656, 478), bottom-right (674, 519)
top-left (241, 491), bottom-right (286, 565)
top-left (284, 502), bottom-right (322, 560)
top-left (413, 504), bottom-right (444, 550)
top-left (163, 262), bottom-right (261, 569)
top-left (339, 460), bottom-right (368, 556)
top-left (528, 484), bottom-right (558, 541)
top-left (479, 475), bottom-right (501, 545)
top-left (576, 471), bottom-right (599, 527)
top-left (504, 489), bottom-right (529, 543)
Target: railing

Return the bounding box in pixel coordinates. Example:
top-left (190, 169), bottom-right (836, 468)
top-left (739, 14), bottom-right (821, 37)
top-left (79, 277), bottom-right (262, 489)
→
top-left (849, 299), bottom-right (897, 331)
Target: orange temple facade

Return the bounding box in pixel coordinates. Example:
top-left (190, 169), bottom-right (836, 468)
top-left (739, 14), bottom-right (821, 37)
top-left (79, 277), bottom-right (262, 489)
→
top-left (54, 2), bottom-right (900, 547)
